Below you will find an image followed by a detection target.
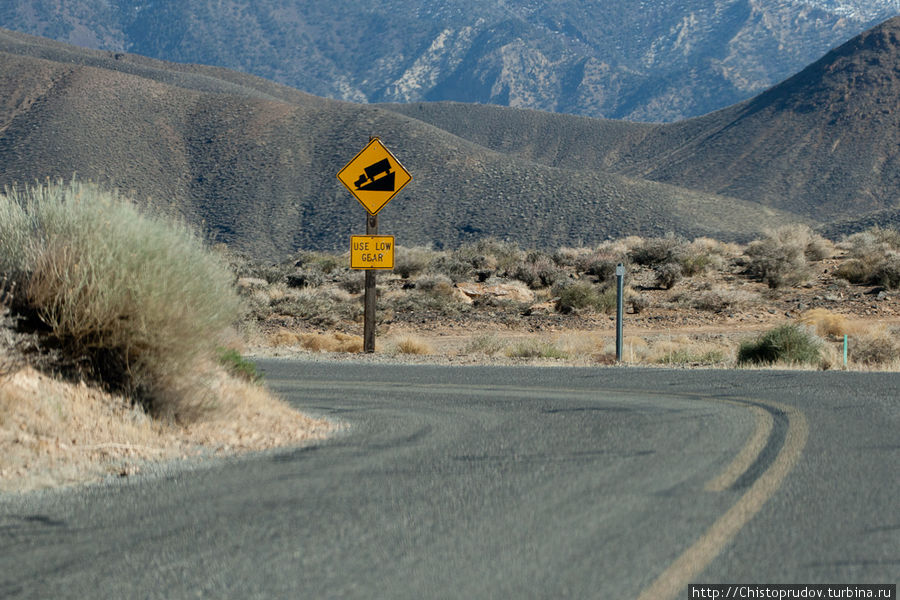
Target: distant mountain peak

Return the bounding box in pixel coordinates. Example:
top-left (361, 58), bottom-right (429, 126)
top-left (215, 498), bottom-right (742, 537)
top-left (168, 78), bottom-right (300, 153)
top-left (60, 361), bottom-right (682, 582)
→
top-left (2, 0), bottom-right (899, 122)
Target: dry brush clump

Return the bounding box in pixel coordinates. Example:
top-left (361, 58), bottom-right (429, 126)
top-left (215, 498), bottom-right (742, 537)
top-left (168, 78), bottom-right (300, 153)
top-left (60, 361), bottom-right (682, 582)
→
top-left (743, 225), bottom-right (832, 289)
top-left (835, 227), bottom-right (900, 290)
top-left (0, 181), bottom-right (242, 420)
top-left (848, 329), bottom-right (900, 367)
top-left (737, 323), bottom-right (824, 367)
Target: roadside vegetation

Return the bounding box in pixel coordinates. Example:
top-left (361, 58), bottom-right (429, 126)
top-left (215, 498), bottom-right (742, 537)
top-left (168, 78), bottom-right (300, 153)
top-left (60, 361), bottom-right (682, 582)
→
top-left (240, 224), bottom-right (900, 370)
top-left (2, 183), bottom-right (900, 491)
top-left (0, 181), bottom-right (331, 492)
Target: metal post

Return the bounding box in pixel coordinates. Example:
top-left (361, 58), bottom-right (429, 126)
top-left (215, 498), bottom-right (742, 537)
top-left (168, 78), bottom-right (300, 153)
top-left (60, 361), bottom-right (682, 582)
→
top-left (363, 213), bottom-right (378, 353)
top-left (843, 334), bottom-right (848, 367)
top-left (616, 263), bottom-right (625, 362)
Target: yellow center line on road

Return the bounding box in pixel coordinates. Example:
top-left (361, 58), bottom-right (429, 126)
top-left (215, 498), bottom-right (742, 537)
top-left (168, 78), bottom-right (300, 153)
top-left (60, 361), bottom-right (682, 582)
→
top-left (704, 403), bottom-right (774, 492)
top-left (636, 398), bottom-right (809, 600)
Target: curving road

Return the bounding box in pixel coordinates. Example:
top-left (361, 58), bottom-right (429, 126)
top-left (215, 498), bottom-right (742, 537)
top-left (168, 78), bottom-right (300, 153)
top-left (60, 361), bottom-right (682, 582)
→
top-left (1, 361), bottom-right (897, 599)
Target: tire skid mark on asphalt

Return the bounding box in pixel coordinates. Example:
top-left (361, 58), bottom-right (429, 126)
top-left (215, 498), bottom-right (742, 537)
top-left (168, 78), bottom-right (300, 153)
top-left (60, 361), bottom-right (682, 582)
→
top-left (636, 397), bottom-right (809, 600)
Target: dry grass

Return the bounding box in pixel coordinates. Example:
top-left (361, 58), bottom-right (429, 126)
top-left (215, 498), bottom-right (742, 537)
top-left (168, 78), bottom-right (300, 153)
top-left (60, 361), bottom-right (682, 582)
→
top-left (646, 336), bottom-right (732, 366)
top-left (847, 329), bottom-right (900, 367)
top-left (0, 366), bottom-right (333, 493)
top-left (798, 308), bottom-right (852, 339)
top-left (392, 336), bottom-right (433, 355)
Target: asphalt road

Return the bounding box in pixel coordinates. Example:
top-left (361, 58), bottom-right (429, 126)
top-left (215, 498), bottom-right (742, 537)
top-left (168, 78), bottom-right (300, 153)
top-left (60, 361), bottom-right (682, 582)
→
top-left (1, 362), bottom-right (897, 599)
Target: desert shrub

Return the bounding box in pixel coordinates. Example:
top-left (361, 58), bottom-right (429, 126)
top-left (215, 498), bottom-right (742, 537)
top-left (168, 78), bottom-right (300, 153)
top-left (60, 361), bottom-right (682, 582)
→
top-left (413, 273), bottom-right (454, 294)
top-left (514, 251), bottom-right (566, 289)
top-left (627, 235), bottom-right (686, 266)
top-left (286, 267), bottom-right (326, 288)
top-left (337, 270), bottom-right (367, 294)
top-left (629, 293), bottom-right (650, 314)
top-left (678, 253), bottom-right (713, 277)
top-left (737, 323), bottom-right (822, 366)
top-left (294, 251), bottom-right (342, 274)
top-left (842, 226), bottom-right (900, 255)
top-left (654, 262), bottom-right (683, 289)
top-left (834, 246), bottom-right (900, 290)
top-left (552, 246), bottom-right (588, 268)
top-left (834, 259), bottom-right (870, 284)
top-left (257, 264), bottom-right (289, 285)
top-left (467, 238), bottom-right (524, 275)
top-left (0, 181), bottom-right (241, 418)
top-left (555, 282), bottom-right (616, 314)
top-left (298, 332), bottom-right (363, 353)
top-left (798, 308), bottom-right (850, 339)
top-left (430, 254), bottom-right (474, 282)
top-left (576, 250), bottom-right (624, 283)
top-left (870, 252), bottom-right (900, 289)
top-left (464, 333), bottom-right (506, 356)
top-left (505, 339), bottom-right (568, 359)
top-left (394, 245), bottom-right (438, 279)
top-left (393, 336), bottom-right (433, 355)
top-left (849, 330), bottom-right (900, 366)
top-left (688, 288), bottom-right (759, 312)
top-left (744, 226), bottom-right (821, 288)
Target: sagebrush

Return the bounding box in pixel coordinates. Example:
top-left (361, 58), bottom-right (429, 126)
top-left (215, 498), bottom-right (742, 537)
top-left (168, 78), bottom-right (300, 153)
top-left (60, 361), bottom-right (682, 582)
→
top-left (0, 181), bottom-right (241, 419)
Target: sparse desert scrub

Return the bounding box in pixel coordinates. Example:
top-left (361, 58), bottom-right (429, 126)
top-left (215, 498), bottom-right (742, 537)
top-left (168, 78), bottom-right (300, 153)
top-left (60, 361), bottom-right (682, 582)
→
top-left (394, 245), bottom-right (439, 279)
top-left (505, 339), bottom-right (568, 360)
top-left (798, 308), bottom-right (851, 339)
top-left (264, 286), bottom-right (361, 327)
top-left (513, 251), bottom-right (567, 289)
top-left (385, 280), bottom-right (468, 318)
top-left (458, 238), bottom-right (524, 277)
top-left (267, 329), bottom-right (363, 353)
top-left (684, 287), bottom-right (760, 312)
top-left (834, 227), bottom-right (900, 289)
top-left (649, 336), bottom-right (730, 366)
top-left (847, 329), bottom-right (900, 367)
top-left (0, 181), bottom-right (241, 419)
top-left (300, 332), bottom-right (363, 353)
top-left (627, 234), bottom-right (687, 267)
top-left (555, 331), bottom-right (606, 358)
top-left (464, 333), bottom-right (507, 356)
top-left (555, 281), bottom-right (616, 314)
top-left (737, 323), bottom-right (823, 367)
top-left (744, 225), bottom-right (830, 288)
top-left (392, 336), bottom-right (433, 355)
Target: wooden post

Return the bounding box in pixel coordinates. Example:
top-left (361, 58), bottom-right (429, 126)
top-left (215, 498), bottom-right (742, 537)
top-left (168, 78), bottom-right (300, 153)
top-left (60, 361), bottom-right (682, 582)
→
top-left (363, 212), bottom-right (378, 353)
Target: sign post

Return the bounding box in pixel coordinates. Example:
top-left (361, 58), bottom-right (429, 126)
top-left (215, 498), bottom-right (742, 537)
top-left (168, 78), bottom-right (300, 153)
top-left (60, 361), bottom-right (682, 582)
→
top-left (616, 263), bottom-right (625, 362)
top-left (337, 137), bottom-right (411, 353)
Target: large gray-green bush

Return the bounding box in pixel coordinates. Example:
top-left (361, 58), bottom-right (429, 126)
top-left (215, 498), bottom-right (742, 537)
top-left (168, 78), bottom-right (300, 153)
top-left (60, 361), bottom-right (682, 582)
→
top-left (0, 181), bottom-right (241, 419)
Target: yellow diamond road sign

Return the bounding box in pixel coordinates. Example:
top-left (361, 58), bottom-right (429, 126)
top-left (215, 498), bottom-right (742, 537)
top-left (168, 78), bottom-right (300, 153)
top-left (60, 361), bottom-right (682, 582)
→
top-left (337, 138), bottom-right (411, 215)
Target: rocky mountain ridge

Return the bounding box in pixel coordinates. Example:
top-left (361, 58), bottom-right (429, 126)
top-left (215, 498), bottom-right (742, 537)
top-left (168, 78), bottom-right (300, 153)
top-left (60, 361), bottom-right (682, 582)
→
top-left (1, 0), bottom-right (898, 121)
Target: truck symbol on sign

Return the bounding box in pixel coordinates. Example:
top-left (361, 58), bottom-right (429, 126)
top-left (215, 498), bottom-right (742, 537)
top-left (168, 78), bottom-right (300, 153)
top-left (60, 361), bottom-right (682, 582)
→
top-left (353, 159), bottom-right (395, 192)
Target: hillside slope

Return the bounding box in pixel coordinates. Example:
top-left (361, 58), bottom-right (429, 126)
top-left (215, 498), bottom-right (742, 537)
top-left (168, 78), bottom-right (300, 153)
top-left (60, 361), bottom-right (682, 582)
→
top-left (385, 17), bottom-right (900, 224)
top-left (0, 29), bottom-right (796, 259)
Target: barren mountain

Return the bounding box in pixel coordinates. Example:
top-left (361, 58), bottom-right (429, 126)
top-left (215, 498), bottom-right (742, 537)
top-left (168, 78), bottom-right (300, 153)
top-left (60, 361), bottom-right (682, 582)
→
top-left (0, 28), bottom-right (796, 260)
top-left (1, 0), bottom-right (898, 122)
top-left (385, 17), bottom-right (900, 225)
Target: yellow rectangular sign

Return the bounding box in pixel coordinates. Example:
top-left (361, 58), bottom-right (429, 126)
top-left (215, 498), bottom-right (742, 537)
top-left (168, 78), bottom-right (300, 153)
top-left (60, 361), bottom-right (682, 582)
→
top-left (350, 235), bottom-right (394, 270)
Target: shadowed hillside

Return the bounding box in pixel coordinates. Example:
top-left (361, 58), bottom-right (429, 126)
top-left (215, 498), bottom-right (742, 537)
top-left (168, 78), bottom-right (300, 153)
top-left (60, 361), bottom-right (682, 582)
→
top-left (386, 17), bottom-right (900, 224)
top-left (0, 28), bottom-right (798, 260)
